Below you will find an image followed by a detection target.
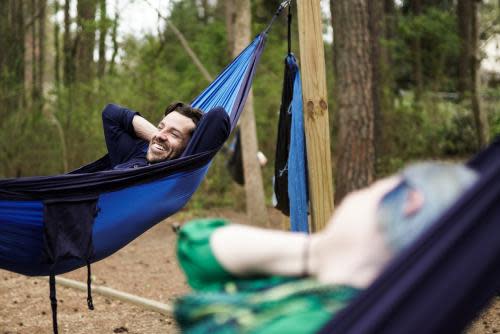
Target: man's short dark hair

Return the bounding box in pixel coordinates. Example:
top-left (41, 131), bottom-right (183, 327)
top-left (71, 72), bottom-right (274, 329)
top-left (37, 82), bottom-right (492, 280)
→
top-left (164, 102), bottom-right (203, 130)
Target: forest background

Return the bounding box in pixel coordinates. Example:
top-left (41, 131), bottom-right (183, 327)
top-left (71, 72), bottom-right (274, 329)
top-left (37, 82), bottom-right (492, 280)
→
top-left (1, 0), bottom-right (500, 218)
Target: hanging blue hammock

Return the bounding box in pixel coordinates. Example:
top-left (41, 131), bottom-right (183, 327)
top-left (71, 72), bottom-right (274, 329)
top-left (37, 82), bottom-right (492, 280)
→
top-left (0, 1), bottom-right (292, 330)
top-left (0, 32), bottom-right (266, 278)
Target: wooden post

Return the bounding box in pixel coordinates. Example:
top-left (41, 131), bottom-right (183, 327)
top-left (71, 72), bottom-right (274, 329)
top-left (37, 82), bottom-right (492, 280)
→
top-left (297, 0), bottom-right (334, 231)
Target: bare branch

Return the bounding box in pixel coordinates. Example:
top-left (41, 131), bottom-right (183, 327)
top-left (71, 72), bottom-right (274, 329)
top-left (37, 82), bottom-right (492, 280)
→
top-left (143, 0), bottom-right (213, 82)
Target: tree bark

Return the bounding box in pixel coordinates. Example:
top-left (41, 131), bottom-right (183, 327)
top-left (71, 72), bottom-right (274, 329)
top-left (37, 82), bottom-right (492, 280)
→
top-left (470, 0), bottom-right (489, 147)
top-left (225, 0), bottom-right (236, 58)
top-left (108, 10), bottom-right (119, 75)
top-left (368, 0), bottom-right (385, 175)
top-left (63, 0), bottom-right (75, 86)
top-left (332, 0), bottom-right (375, 203)
top-left (457, 0), bottom-right (471, 99)
top-left (410, 0), bottom-right (423, 99)
top-left (200, 0), bottom-right (209, 23)
top-left (97, 0), bottom-right (107, 79)
top-left (31, 0), bottom-right (40, 105)
top-left (0, 1), bottom-right (25, 117)
top-left (228, 0), bottom-right (269, 226)
top-left (37, 0), bottom-right (46, 106)
top-left (76, 0), bottom-right (97, 82)
top-left (54, 0), bottom-right (61, 88)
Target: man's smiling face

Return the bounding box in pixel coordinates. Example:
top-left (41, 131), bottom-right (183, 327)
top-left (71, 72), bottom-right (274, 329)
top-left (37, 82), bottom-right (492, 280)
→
top-left (146, 111), bottom-right (196, 163)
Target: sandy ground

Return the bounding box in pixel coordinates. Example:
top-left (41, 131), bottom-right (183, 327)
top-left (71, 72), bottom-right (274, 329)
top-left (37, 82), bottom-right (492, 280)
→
top-left (0, 208), bottom-right (498, 333)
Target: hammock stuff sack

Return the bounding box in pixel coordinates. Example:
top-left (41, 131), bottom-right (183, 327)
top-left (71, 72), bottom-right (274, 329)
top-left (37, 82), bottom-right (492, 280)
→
top-left (319, 137), bottom-right (500, 334)
top-left (0, 30), bottom-right (268, 334)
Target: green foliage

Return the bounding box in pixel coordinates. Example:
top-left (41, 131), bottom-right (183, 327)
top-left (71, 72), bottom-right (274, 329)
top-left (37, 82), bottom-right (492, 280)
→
top-left (4, 0), bottom-right (499, 210)
top-left (378, 91), bottom-right (483, 177)
top-left (393, 6), bottom-right (460, 91)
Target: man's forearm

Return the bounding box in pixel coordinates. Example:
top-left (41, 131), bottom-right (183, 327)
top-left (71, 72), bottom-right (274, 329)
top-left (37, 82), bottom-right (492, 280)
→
top-left (211, 225), bottom-right (308, 277)
top-left (132, 115), bottom-right (157, 142)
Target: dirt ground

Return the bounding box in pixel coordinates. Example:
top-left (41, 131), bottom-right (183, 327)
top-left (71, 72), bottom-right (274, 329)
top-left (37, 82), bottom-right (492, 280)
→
top-left (0, 208), bottom-right (498, 334)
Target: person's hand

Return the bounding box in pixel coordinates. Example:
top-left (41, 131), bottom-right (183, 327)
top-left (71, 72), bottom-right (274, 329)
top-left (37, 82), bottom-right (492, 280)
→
top-left (310, 176), bottom-right (401, 288)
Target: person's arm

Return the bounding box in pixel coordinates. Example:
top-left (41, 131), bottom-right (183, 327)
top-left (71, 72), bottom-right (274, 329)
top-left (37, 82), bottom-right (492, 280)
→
top-left (132, 114), bottom-right (157, 142)
top-left (210, 177), bottom-right (401, 287)
top-left (101, 104), bottom-right (149, 166)
top-left (210, 225), bottom-right (308, 277)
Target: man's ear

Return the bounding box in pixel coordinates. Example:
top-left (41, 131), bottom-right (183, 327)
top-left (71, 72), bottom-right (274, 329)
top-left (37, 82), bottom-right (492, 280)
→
top-left (403, 189), bottom-right (425, 217)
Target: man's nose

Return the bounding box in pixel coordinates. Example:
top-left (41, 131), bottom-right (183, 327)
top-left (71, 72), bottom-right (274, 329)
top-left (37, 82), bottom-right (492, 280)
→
top-left (156, 129), bottom-right (169, 141)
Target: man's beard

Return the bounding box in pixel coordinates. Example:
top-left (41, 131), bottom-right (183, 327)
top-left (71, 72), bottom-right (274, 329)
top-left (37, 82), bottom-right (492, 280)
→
top-left (147, 139), bottom-right (176, 163)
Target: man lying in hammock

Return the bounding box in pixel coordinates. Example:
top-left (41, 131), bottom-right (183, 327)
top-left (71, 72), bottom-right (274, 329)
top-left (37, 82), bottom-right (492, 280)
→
top-left (102, 102), bottom-right (204, 169)
top-left (174, 162), bottom-right (478, 333)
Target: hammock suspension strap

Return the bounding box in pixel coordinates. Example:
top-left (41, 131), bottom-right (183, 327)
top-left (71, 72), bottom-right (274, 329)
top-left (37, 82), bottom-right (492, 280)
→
top-left (264, 0), bottom-right (293, 34)
top-left (49, 272), bottom-right (59, 334)
top-left (87, 262), bottom-right (94, 310)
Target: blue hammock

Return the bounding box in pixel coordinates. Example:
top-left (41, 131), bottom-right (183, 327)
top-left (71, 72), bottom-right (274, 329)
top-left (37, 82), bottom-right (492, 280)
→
top-left (0, 33), bottom-right (266, 277)
top-left (319, 138), bottom-right (500, 333)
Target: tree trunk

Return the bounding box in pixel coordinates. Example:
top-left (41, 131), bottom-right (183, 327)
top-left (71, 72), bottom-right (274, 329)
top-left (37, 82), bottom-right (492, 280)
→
top-left (470, 0), bottom-right (489, 147)
top-left (37, 0), bottom-right (46, 107)
top-left (410, 0), bottom-right (423, 99)
top-left (76, 0), bottom-right (97, 82)
top-left (368, 0), bottom-right (385, 175)
top-left (109, 10), bottom-right (119, 75)
top-left (54, 0), bottom-right (61, 89)
top-left (31, 0), bottom-right (40, 105)
top-left (14, 1), bottom-right (25, 110)
top-left (228, 0), bottom-right (269, 226)
top-left (200, 0), bottom-right (209, 23)
top-left (0, 1), bottom-right (25, 178)
top-left (63, 0), bottom-right (75, 86)
top-left (332, 0), bottom-right (375, 203)
top-left (225, 0), bottom-right (236, 58)
top-left (0, 1), bottom-right (25, 117)
top-left (457, 0), bottom-right (471, 99)
top-left (97, 0), bottom-right (107, 79)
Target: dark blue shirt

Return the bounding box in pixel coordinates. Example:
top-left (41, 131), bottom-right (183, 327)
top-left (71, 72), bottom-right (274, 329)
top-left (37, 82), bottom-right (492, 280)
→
top-left (101, 104), bottom-right (149, 169)
top-left (102, 103), bottom-right (231, 170)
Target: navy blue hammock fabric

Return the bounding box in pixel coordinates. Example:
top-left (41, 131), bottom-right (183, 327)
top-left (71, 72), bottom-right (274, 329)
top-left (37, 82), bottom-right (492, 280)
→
top-left (0, 33), bottom-right (266, 277)
top-left (319, 138), bottom-right (500, 334)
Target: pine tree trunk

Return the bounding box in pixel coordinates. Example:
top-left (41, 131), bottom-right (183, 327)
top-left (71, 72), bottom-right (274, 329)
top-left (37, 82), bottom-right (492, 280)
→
top-left (225, 1), bottom-right (236, 58)
top-left (457, 0), bottom-right (471, 99)
top-left (410, 0), bottom-right (423, 99)
top-left (97, 0), bottom-right (107, 79)
top-left (31, 0), bottom-right (40, 105)
top-left (0, 1), bottom-right (25, 114)
top-left (63, 0), bottom-right (75, 86)
top-left (333, 0), bottom-right (375, 204)
top-left (35, 0), bottom-right (47, 111)
top-left (76, 0), bottom-right (97, 82)
top-left (54, 0), bottom-right (61, 89)
top-left (200, 0), bottom-right (209, 23)
top-left (229, 0), bottom-right (269, 226)
top-left (470, 0), bottom-right (489, 147)
top-left (109, 11), bottom-right (119, 75)
top-left (368, 0), bottom-right (385, 175)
